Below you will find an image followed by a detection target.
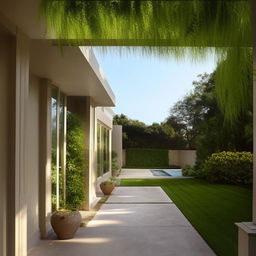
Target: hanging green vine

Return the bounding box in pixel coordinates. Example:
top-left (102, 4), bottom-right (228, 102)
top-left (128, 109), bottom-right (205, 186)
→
top-left (40, 0), bottom-right (253, 122)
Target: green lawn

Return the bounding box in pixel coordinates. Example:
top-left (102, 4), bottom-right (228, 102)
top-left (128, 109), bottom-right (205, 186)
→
top-left (120, 178), bottom-right (252, 256)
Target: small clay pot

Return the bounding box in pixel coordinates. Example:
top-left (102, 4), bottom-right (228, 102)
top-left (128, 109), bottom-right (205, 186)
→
top-left (51, 210), bottom-right (82, 240)
top-left (100, 183), bottom-right (115, 195)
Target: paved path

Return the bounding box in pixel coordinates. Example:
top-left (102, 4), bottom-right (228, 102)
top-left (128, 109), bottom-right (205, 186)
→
top-left (29, 187), bottom-right (215, 256)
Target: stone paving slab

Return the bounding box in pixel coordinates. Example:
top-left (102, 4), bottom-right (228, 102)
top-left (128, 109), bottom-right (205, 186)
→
top-left (88, 204), bottom-right (191, 228)
top-left (106, 186), bottom-right (172, 203)
top-left (119, 168), bottom-right (156, 178)
top-left (29, 225), bottom-right (215, 256)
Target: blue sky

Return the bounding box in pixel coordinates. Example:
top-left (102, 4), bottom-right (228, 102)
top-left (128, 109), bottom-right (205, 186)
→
top-left (94, 47), bottom-right (217, 125)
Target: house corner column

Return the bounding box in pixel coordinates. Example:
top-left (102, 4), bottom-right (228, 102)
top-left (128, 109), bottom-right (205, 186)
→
top-left (84, 97), bottom-right (96, 210)
top-left (14, 30), bottom-right (29, 256)
top-left (39, 79), bottom-right (52, 238)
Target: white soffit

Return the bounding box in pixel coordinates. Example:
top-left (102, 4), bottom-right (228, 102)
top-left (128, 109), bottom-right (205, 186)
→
top-left (30, 40), bottom-right (115, 107)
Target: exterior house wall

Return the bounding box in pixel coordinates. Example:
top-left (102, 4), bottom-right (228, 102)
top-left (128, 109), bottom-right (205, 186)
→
top-left (0, 25), bottom-right (30, 256)
top-left (88, 100), bottom-right (98, 208)
top-left (27, 73), bottom-right (40, 249)
top-left (15, 30), bottom-right (30, 256)
top-left (0, 8), bottom-right (116, 256)
top-left (0, 27), bottom-right (14, 256)
top-left (112, 125), bottom-right (123, 169)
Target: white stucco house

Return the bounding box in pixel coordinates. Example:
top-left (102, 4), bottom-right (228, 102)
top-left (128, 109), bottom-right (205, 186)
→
top-left (0, 1), bottom-right (118, 255)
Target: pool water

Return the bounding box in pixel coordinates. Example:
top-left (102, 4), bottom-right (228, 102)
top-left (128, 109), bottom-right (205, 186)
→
top-left (151, 169), bottom-right (183, 177)
top-left (163, 169), bottom-right (182, 177)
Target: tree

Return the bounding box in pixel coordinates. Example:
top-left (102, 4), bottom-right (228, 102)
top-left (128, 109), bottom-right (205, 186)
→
top-left (113, 114), bottom-right (186, 149)
top-left (166, 72), bottom-right (253, 166)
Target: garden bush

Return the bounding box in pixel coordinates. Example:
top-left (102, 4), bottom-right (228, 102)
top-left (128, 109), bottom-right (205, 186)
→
top-left (182, 165), bottom-right (195, 176)
top-left (125, 148), bottom-right (169, 168)
top-left (202, 151), bottom-right (253, 185)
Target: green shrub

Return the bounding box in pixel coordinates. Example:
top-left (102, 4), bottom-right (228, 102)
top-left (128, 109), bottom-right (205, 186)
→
top-left (126, 148), bottom-right (169, 168)
top-left (66, 113), bottom-right (86, 210)
top-left (202, 151), bottom-right (253, 184)
top-left (182, 165), bottom-right (195, 176)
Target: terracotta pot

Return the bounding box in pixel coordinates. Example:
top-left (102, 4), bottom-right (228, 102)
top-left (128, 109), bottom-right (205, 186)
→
top-left (51, 210), bottom-right (82, 240)
top-left (100, 183), bottom-right (115, 195)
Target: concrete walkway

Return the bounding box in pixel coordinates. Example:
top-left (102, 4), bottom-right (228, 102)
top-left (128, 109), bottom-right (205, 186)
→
top-left (29, 187), bottom-right (215, 256)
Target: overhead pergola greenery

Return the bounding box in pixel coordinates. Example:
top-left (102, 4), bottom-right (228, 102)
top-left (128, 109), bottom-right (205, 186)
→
top-left (40, 0), bottom-right (253, 122)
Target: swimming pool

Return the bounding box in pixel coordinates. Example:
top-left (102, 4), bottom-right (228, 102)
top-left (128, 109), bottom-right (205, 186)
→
top-left (151, 169), bottom-right (183, 177)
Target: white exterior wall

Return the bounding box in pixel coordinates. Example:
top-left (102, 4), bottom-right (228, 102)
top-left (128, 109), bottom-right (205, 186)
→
top-left (112, 125), bottom-right (123, 168)
top-left (27, 74), bottom-right (40, 248)
top-left (0, 23), bottom-right (30, 256)
top-left (0, 27), bottom-right (13, 256)
top-left (0, 7), bottom-right (116, 255)
top-left (15, 30), bottom-right (30, 256)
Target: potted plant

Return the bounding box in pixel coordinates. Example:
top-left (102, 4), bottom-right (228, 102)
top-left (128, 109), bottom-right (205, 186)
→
top-left (51, 113), bottom-right (85, 240)
top-left (100, 177), bottom-right (116, 195)
top-left (51, 209), bottom-right (82, 240)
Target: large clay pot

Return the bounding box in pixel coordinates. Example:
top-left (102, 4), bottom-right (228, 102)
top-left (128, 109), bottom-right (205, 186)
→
top-left (51, 210), bottom-right (82, 240)
top-left (100, 183), bottom-right (115, 195)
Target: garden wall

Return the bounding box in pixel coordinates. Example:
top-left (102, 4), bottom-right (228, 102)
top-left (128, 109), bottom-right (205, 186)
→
top-left (168, 150), bottom-right (196, 167)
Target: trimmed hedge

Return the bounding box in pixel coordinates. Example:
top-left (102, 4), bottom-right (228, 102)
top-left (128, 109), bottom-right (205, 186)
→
top-left (125, 148), bottom-right (169, 168)
top-left (202, 151), bottom-right (253, 185)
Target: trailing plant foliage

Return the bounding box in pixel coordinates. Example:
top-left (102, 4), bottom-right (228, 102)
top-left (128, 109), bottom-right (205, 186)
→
top-left (201, 151), bottom-right (253, 185)
top-left (40, 0), bottom-right (251, 47)
top-left (66, 112), bottom-right (86, 210)
top-left (40, 0), bottom-right (253, 122)
top-left (215, 47), bottom-right (253, 122)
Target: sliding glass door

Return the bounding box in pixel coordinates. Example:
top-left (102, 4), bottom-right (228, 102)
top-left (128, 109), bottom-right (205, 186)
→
top-left (51, 86), bottom-right (67, 211)
top-left (97, 123), bottom-right (111, 177)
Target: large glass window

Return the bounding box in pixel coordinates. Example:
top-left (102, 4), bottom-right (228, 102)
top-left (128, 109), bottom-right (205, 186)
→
top-left (97, 123), bottom-right (111, 177)
top-left (51, 86), bottom-right (66, 211)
